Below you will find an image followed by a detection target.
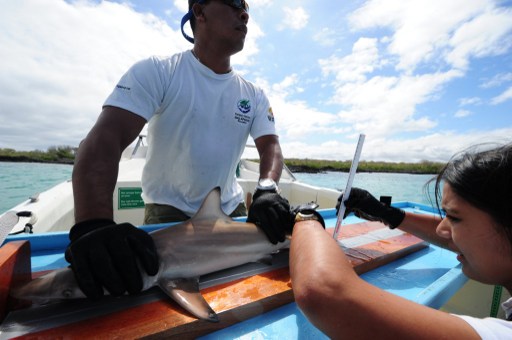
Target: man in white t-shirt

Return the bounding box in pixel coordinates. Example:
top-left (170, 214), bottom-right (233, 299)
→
top-left (66, 0), bottom-right (292, 300)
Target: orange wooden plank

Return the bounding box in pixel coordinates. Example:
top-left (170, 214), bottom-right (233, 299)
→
top-left (0, 241), bottom-right (31, 322)
top-left (327, 222), bottom-right (429, 273)
top-left (8, 222), bottom-right (427, 339)
top-left (11, 268), bottom-right (293, 340)
top-left (345, 234), bottom-right (428, 274)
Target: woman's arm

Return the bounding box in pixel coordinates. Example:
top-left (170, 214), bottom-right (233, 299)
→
top-left (339, 188), bottom-right (451, 250)
top-left (398, 212), bottom-right (451, 249)
top-left (289, 220), bottom-right (479, 339)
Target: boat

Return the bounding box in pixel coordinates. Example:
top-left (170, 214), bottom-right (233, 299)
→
top-left (0, 135), bottom-right (341, 236)
top-left (0, 204), bottom-right (472, 338)
top-left (0, 138), bottom-right (508, 337)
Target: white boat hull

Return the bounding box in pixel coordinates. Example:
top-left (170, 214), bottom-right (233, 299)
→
top-left (1, 158), bottom-right (340, 235)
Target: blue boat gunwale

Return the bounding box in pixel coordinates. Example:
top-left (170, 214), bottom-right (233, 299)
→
top-left (4, 201), bottom-right (438, 253)
top-left (2, 202), bottom-right (449, 275)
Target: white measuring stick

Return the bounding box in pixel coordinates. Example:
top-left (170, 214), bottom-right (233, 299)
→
top-left (332, 134), bottom-right (365, 240)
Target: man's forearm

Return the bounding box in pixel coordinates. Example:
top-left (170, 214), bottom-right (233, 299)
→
top-left (256, 135), bottom-right (283, 182)
top-left (72, 137), bottom-right (122, 223)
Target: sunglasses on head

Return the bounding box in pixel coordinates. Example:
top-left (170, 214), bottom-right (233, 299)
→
top-left (181, 0), bottom-right (249, 43)
top-left (221, 0), bottom-right (249, 11)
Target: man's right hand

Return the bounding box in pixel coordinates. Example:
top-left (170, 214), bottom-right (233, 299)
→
top-left (336, 187), bottom-right (405, 229)
top-left (247, 189), bottom-right (292, 244)
top-left (65, 219), bottom-right (159, 299)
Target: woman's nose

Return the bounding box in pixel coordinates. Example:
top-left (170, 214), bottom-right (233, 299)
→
top-left (436, 219), bottom-right (451, 239)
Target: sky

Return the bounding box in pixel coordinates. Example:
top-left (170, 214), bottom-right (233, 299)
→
top-left (1, 0), bottom-right (512, 162)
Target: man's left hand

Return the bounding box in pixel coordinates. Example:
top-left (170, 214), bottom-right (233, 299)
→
top-left (247, 189), bottom-right (291, 244)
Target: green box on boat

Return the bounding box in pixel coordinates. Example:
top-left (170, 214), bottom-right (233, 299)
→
top-left (118, 187), bottom-right (144, 209)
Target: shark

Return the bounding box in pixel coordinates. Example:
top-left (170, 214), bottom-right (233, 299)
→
top-left (10, 187), bottom-right (291, 322)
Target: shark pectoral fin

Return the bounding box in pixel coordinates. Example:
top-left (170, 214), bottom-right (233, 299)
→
top-left (159, 278), bottom-right (219, 323)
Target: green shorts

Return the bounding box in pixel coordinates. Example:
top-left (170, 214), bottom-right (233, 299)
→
top-left (144, 201), bottom-right (247, 225)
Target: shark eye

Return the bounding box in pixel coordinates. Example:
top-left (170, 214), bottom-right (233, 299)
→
top-left (62, 289), bottom-right (73, 298)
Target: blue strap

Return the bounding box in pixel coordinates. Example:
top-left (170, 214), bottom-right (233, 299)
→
top-left (180, 12), bottom-right (194, 43)
top-left (180, 0), bottom-right (208, 43)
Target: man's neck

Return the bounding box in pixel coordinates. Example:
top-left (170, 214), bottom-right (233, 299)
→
top-left (191, 47), bottom-right (232, 74)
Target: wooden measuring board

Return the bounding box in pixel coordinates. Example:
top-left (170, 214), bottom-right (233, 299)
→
top-left (0, 222), bottom-right (428, 339)
top-left (332, 221), bottom-right (429, 274)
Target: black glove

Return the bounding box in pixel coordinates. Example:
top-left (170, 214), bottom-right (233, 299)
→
top-left (291, 202), bottom-right (326, 229)
top-left (65, 219), bottom-right (159, 299)
top-left (336, 187), bottom-right (405, 229)
top-left (247, 189), bottom-right (292, 244)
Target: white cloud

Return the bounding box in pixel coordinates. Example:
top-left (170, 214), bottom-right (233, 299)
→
top-left (319, 38), bottom-right (380, 83)
top-left (173, 0), bottom-right (188, 13)
top-left (348, 0), bottom-right (511, 73)
top-left (446, 7), bottom-right (512, 70)
top-left (278, 6), bottom-right (309, 31)
top-left (272, 74), bottom-right (300, 96)
top-left (0, 0), bottom-right (191, 150)
top-left (313, 27), bottom-right (338, 47)
top-left (481, 72), bottom-right (512, 88)
top-left (454, 109), bottom-right (472, 118)
top-left (310, 0), bottom-right (511, 150)
top-left (273, 98), bottom-right (344, 141)
top-left (491, 86), bottom-right (512, 105)
top-left (458, 97), bottom-right (482, 106)
top-left (327, 70), bottom-right (462, 138)
top-left (281, 127), bottom-right (512, 162)
top-left (254, 75), bottom-right (342, 142)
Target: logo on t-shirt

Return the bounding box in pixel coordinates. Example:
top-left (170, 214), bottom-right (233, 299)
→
top-left (235, 99), bottom-right (251, 124)
top-left (267, 107), bottom-right (275, 123)
top-left (237, 99), bottom-right (251, 113)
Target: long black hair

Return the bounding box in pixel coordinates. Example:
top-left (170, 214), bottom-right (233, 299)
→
top-left (428, 143), bottom-right (512, 244)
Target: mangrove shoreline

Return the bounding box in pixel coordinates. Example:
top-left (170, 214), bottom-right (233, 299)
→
top-left (1, 148), bottom-right (444, 174)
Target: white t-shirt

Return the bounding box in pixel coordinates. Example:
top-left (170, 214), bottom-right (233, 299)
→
top-left (454, 297), bottom-right (512, 339)
top-left (104, 51), bottom-right (276, 216)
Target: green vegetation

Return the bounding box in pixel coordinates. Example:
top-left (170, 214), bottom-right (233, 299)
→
top-left (0, 148), bottom-right (444, 174)
top-left (0, 146), bottom-right (75, 164)
top-left (284, 158), bottom-right (444, 174)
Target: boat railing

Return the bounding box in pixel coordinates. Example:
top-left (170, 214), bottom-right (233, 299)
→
top-left (237, 145), bottom-right (297, 182)
top-left (120, 135), bottom-right (148, 160)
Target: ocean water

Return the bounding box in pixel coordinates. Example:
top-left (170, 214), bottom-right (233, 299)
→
top-left (293, 171), bottom-right (437, 205)
top-left (0, 162), bottom-right (73, 214)
top-left (0, 162), bottom-right (437, 214)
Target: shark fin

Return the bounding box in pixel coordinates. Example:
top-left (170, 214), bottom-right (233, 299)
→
top-left (159, 277), bottom-right (219, 323)
top-left (193, 187), bottom-right (231, 222)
